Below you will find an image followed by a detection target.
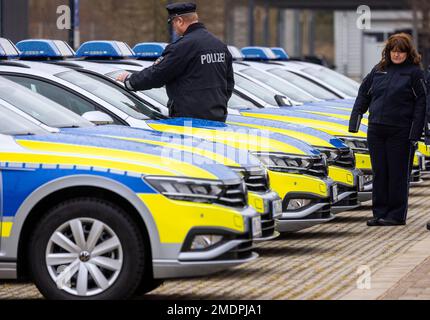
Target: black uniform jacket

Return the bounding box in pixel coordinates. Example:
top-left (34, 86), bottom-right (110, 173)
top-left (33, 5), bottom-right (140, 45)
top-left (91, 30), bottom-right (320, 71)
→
top-left (126, 23), bottom-right (234, 122)
top-left (349, 61), bottom-right (429, 141)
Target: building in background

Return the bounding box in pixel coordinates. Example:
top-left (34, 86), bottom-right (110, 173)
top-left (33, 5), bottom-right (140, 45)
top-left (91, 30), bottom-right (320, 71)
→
top-left (1, 0), bottom-right (429, 79)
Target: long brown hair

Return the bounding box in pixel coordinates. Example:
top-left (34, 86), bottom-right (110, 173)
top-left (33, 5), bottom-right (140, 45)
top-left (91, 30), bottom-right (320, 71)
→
top-left (376, 33), bottom-right (421, 70)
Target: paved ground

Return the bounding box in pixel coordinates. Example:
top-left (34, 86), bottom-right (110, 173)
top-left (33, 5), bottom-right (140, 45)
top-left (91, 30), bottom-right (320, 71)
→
top-left (1, 179), bottom-right (430, 300)
top-left (381, 257), bottom-right (430, 300)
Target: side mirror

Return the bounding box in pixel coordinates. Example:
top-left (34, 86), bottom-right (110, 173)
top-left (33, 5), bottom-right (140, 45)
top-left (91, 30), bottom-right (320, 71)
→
top-left (82, 111), bottom-right (114, 125)
top-left (275, 94), bottom-right (292, 107)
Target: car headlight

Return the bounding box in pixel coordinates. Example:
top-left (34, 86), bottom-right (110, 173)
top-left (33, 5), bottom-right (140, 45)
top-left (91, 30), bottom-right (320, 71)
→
top-left (336, 137), bottom-right (368, 153)
top-left (317, 147), bottom-right (341, 165)
top-left (251, 152), bottom-right (321, 174)
top-left (145, 176), bottom-right (237, 203)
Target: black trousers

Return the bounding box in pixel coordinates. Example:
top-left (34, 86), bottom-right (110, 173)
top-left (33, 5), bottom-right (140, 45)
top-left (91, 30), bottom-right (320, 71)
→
top-left (367, 124), bottom-right (416, 222)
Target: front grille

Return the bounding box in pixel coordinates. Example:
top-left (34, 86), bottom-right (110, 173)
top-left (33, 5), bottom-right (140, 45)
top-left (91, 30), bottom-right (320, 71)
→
top-left (334, 148), bottom-right (356, 169)
top-left (334, 185), bottom-right (358, 206)
top-left (260, 212), bottom-right (275, 238)
top-left (287, 203), bottom-right (332, 220)
top-left (214, 239), bottom-right (254, 261)
top-left (244, 170), bottom-right (270, 192)
top-left (217, 181), bottom-right (248, 208)
top-left (308, 156), bottom-right (328, 177)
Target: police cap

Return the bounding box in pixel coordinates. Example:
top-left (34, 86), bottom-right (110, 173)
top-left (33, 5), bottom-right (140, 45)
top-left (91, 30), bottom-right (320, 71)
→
top-left (166, 2), bottom-right (197, 24)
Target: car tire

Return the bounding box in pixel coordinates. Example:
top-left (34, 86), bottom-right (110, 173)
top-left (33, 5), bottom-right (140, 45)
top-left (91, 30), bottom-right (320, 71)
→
top-left (29, 197), bottom-right (147, 300)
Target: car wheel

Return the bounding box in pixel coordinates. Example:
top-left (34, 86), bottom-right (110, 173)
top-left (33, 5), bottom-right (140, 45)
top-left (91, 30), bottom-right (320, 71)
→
top-left (29, 197), bottom-right (147, 300)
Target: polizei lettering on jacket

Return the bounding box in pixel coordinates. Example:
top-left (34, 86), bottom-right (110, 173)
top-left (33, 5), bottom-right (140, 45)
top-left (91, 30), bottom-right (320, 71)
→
top-left (201, 52), bottom-right (226, 65)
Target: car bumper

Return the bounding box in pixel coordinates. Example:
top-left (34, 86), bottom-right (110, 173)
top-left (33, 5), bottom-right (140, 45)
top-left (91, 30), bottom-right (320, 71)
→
top-left (410, 168), bottom-right (423, 185)
top-left (153, 240), bottom-right (258, 279)
top-left (357, 170), bottom-right (373, 202)
top-left (331, 191), bottom-right (360, 213)
top-left (358, 191), bottom-right (372, 202)
top-left (275, 201), bottom-right (335, 232)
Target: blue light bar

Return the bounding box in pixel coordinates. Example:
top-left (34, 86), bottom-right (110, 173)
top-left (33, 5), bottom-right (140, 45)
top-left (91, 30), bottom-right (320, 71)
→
top-left (0, 38), bottom-right (20, 59)
top-left (271, 47), bottom-right (289, 60)
top-left (76, 41), bottom-right (135, 59)
top-left (227, 45), bottom-right (244, 60)
top-left (241, 46), bottom-right (277, 61)
top-left (16, 39), bottom-right (75, 59)
top-left (133, 42), bottom-right (167, 59)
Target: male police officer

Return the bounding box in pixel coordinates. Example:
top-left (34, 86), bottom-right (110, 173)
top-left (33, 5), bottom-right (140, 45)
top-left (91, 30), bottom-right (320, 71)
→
top-left (116, 2), bottom-right (234, 122)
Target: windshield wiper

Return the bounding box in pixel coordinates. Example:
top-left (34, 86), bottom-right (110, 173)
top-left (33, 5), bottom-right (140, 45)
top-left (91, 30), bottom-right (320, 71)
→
top-left (7, 132), bottom-right (37, 136)
top-left (58, 125), bottom-right (81, 129)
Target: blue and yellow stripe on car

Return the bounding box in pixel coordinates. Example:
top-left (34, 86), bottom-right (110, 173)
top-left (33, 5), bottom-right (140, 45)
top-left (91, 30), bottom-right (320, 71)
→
top-left (15, 136), bottom-right (230, 180)
top-left (239, 110), bottom-right (368, 139)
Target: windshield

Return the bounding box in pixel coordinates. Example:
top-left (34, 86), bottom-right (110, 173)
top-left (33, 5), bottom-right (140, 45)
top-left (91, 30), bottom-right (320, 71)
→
top-left (240, 67), bottom-right (318, 103)
top-left (269, 68), bottom-right (339, 100)
top-left (300, 66), bottom-right (359, 97)
top-left (0, 105), bottom-right (48, 135)
top-left (56, 70), bottom-right (163, 120)
top-left (228, 93), bottom-right (259, 110)
top-left (234, 73), bottom-right (279, 106)
top-left (141, 87), bottom-right (170, 106)
top-left (106, 70), bottom-right (170, 106)
top-left (0, 76), bottom-right (93, 128)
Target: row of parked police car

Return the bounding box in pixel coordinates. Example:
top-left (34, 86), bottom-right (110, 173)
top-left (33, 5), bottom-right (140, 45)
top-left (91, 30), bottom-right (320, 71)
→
top-left (0, 38), bottom-right (428, 299)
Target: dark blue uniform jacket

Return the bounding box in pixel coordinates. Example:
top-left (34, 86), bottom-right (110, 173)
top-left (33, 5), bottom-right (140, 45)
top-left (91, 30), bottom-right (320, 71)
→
top-left (349, 61), bottom-right (429, 141)
top-left (127, 23), bottom-right (234, 122)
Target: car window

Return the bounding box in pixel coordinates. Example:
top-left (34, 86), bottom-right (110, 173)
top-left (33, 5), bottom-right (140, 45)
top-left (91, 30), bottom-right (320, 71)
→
top-left (0, 105), bottom-right (47, 135)
top-left (228, 93), bottom-right (259, 110)
top-left (234, 74), bottom-right (279, 106)
top-left (240, 68), bottom-right (318, 103)
top-left (105, 70), bottom-right (170, 106)
top-left (56, 70), bottom-right (163, 120)
top-left (269, 68), bottom-right (339, 100)
top-left (301, 67), bottom-right (359, 97)
top-left (0, 75), bottom-right (95, 128)
top-left (140, 87), bottom-right (170, 106)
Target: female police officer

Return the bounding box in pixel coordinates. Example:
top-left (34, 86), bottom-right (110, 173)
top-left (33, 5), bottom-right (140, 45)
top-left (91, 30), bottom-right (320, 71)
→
top-left (349, 33), bottom-right (429, 227)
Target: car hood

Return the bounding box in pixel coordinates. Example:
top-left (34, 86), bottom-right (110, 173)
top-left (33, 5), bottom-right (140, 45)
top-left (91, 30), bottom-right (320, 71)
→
top-left (60, 125), bottom-right (263, 170)
top-left (12, 132), bottom-right (240, 181)
top-left (144, 117), bottom-right (322, 156)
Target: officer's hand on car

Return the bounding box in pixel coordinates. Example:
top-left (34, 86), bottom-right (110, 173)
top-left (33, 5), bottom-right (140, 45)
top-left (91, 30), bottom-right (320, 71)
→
top-left (115, 71), bottom-right (131, 83)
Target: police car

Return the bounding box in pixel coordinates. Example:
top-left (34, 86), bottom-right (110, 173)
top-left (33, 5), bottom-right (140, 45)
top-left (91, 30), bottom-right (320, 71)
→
top-left (0, 104), bottom-right (260, 300)
top-left (4, 39), bottom-right (339, 232)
